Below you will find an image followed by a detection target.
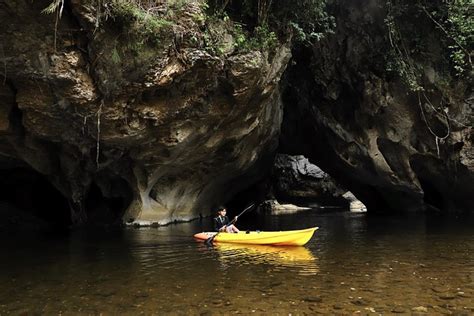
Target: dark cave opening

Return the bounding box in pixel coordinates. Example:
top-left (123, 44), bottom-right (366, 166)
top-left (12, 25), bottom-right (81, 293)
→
top-left (277, 45), bottom-right (389, 213)
top-left (0, 167), bottom-right (71, 226)
top-left (0, 167), bottom-right (134, 228)
top-left (84, 180), bottom-right (133, 226)
top-left (417, 177), bottom-right (445, 212)
top-left (219, 155), bottom-right (275, 220)
top-left (225, 178), bottom-right (270, 214)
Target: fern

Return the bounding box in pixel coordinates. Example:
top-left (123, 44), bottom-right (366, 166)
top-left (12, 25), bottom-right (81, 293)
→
top-left (42, 0), bottom-right (65, 17)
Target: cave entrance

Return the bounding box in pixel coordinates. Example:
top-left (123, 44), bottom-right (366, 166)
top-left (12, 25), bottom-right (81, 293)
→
top-left (225, 178), bottom-right (270, 214)
top-left (225, 153), bottom-right (350, 218)
top-left (0, 167), bottom-right (71, 226)
top-left (84, 180), bottom-right (133, 225)
top-left (417, 177), bottom-right (445, 211)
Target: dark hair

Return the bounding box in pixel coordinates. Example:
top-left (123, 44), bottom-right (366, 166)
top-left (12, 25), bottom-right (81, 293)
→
top-left (216, 206), bottom-right (226, 213)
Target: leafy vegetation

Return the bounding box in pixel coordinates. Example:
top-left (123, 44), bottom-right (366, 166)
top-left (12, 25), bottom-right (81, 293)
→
top-left (443, 0), bottom-right (473, 76)
top-left (384, 0), bottom-right (473, 91)
top-left (42, 0), bottom-right (334, 56)
top-left (42, 0), bottom-right (185, 49)
top-left (270, 0), bottom-right (335, 43)
top-left (200, 11), bottom-right (278, 56)
top-left (385, 0), bottom-right (425, 91)
top-left (96, 0), bottom-right (175, 46)
top-left (207, 0), bottom-right (334, 45)
top-left (384, 0), bottom-right (472, 152)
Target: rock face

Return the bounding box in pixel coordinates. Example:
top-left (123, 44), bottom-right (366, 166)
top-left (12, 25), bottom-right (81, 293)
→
top-left (272, 154), bottom-right (346, 204)
top-left (0, 0), bottom-right (472, 227)
top-left (260, 200), bottom-right (311, 215)
top-left (342, 192), bottom-right (367, 213)
top-left (0, 0), bottom-right (291, 224)
top-left (280, 0), bottom-right (473, 213)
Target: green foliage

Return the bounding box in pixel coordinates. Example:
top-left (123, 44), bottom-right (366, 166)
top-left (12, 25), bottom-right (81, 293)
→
top-left (252, 25), bottom-right (278, 50)
top-left (271, 0), bottom-right (335, 44)
top-left (384, 0), bottom-right (425, 91)
top-left (231, 24), bottom-right (278, 52)
top-left (201, 14), bottom-right (231, 56)
top-left (167, 0), bottom-right (188, 11)
top-left (384, 0), bottom-right (473, 89)
top-left (108, 0), bottom-right (174, 46)
top-left (203, 13), bottom-right (278, 56)
top-left (385, 51), bottom-right (424, 91)
top-left (191, 3), bottom-right (208, 25)
top-left (231, 22), bottom-right (248, 50)
top-left (111, 47), bottom-right (121, 63)
top-left (445, 0), bottom-right (473, 76)
top-left (206, 0), bottom-right (334, 45)
top-left (42, 0), bottom-right (179, 48)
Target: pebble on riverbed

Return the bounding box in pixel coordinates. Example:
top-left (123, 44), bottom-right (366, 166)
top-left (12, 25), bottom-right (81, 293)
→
top-left (391, 305), bottom-right (407, 313)
top-left (412, 306), bottom-right (428, 312)
top-left (439, 293), bottom-right (457, 300)
top-left (302, 296), bottom-right (322, 303)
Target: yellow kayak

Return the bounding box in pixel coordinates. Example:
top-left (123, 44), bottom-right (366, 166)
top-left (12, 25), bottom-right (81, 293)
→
top-left (193, 227), bottom-right (318, 246)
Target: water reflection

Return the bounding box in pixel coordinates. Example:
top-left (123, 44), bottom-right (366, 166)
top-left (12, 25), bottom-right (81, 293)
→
top-left (212, 243), bottom-right (319, 275)
top-left (1, 211), bottom-right (473, 314)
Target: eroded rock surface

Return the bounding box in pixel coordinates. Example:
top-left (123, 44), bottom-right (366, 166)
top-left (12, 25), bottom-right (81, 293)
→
top-left (0, 0), bottom-right (291, 224)
top-left (280, 0), bottom-right (473, 212)
top-left (0, 0), bottom-right (472, 227)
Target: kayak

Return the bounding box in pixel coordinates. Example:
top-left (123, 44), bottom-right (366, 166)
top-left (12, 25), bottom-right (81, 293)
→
top-left (193, 227), bottom-right (318, 246)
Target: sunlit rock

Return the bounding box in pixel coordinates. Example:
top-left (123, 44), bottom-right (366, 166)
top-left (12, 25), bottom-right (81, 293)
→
top-left (342, 192), bottom-right (367, 213)
top-left (260, 200), bottom-right (311, 215)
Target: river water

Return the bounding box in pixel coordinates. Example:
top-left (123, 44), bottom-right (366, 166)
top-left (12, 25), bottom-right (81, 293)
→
top-left (0, 210), bottom-right (473, 315)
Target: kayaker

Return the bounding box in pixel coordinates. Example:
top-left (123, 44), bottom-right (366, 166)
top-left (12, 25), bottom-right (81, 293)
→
top-left (213, 206), bottom-right (240, 233)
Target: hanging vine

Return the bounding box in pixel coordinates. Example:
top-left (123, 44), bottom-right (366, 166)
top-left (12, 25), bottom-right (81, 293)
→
top-left (417, 92), bottom-right (451, 157)
top-left (42, 0), bottom-right (65, 51)
top-left (96, 100), bottom-right (103, 169)
top-left (385, 0), bottom-right (424, 91)
top-left (384, 0), bottom-right (473, 157)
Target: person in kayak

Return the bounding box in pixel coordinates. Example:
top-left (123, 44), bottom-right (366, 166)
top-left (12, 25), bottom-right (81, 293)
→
top-left (214, 206), bottom-right (240, 233)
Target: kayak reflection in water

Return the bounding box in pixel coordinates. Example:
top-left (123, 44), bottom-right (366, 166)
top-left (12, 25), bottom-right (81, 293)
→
top-left (215, 243), bottom-right (319, 275)
top-left (214, 206), bottom-right (240, 233)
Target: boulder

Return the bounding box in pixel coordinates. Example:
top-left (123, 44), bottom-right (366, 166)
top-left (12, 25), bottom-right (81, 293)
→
top-left (272, 154), bottom-right (347, 206)
top-left (260, 200), bottom-right (311, 215)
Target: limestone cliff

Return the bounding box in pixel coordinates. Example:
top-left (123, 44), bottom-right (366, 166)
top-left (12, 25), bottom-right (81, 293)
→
top-left (280, 0), bottom-right (473, 212)
top-left (0, 0), bottom-right (472, 227)
top-left (0, 0), bottom-right (291, 224)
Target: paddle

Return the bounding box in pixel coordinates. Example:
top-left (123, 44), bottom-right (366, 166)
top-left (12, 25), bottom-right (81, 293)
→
top-left (205, 203), bottom-right (255, 245)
